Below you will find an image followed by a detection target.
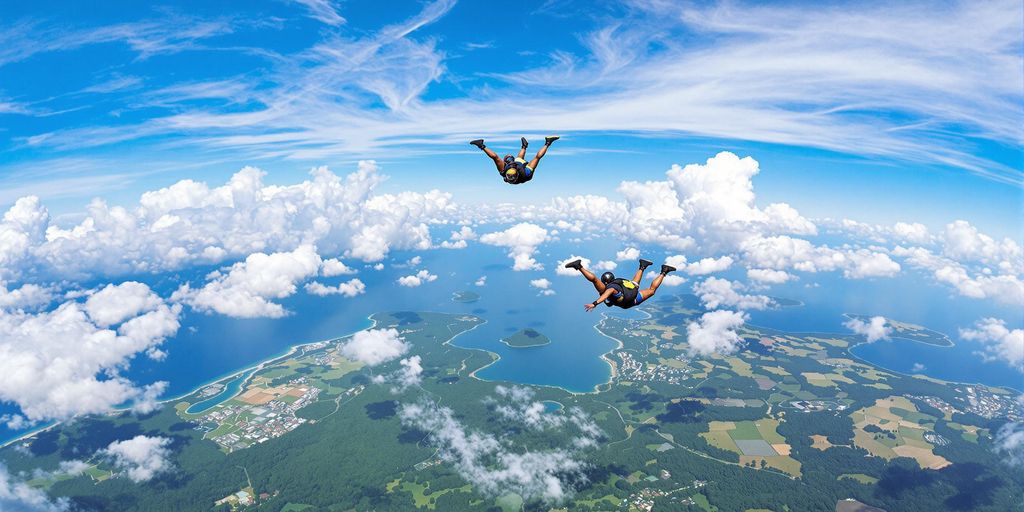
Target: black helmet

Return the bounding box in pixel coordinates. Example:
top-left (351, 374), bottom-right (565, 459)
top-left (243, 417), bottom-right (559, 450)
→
top-left (600, 272), bottom-right (615, 284)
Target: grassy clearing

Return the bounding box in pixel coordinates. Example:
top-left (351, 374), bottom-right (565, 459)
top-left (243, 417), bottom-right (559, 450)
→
top-left (838, 473), bottom-right (878, 485)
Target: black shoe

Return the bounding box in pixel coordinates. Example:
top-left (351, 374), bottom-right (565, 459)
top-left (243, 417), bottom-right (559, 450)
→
top-left (660, 264), bottom-right (676, 274)
top-left (470, 139), bottom-right (485, 149)
top-left (521, 137), bottom-right (528, 149)
top-left (544, 135), bottom-right (560, 145)
top-left (638, 259), bottom-right (653, 271)
top-left (564, 259), bottom-right (583, 270)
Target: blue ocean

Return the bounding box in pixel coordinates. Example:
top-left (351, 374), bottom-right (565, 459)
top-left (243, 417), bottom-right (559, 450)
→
top-left (2, 236), bottom-right (1020, 444)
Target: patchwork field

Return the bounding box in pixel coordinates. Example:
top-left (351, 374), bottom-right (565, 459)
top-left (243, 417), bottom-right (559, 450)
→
top-left (802, 372), bottom-right (854, 388)
top-left (850, 396), bottom-right (951, 469)
top-left (701, 419), bottom-right (801, 477)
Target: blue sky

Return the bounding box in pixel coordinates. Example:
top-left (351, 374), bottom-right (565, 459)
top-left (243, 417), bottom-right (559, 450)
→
top-left (0, 0), bottom-right (1022, 236)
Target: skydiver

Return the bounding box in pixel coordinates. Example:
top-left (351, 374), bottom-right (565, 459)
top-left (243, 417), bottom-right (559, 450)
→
top-left (469, 136), bottom-right (559, 185)
top-left (563, 258), bottom-right (676, 311)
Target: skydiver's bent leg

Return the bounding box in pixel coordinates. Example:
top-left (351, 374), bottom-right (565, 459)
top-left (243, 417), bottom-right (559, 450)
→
top-left (565, 258), bottom-right (605, 293)
top-left (484, 148), bottom-right (504, 172)
top-left (632, 259), bottom-right (653, 284)
top-left (527, 135), bottom-right (558, 171)
top-left (471, 139), bottom-right (505, 172)
top-left (637, 273), bottom-right (666, 303)
top-left (638, 264), bottom-right (675, 303)
top-left (518, 137), bottom-right (528, 159)
top-left (583, 268), bottom-right (606, 293)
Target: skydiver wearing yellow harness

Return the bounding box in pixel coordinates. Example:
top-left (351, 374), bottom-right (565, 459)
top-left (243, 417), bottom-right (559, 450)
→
top-left (564, 257), bottom-right (676, 311)
top-left (469, 136), bottom-right (559, 185)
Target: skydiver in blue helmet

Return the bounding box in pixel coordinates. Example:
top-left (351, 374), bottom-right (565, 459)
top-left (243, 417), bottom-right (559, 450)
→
top-left (564, 257), bottom-right (676, 311)
top-left (469, 136), bottom-right (559, 185)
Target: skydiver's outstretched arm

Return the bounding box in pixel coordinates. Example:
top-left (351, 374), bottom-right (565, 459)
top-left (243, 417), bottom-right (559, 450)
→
top-left (585, 288), bottom-right (615, 311)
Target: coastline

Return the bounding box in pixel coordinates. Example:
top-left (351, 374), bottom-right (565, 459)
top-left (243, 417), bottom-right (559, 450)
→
top-left (593, 313), bottom-right (624, 386)
top-left (10, 305), bottom-right (1001, 452)
top-left (744, 319), bottom-right (1021, 395)
top-left (1, 315), bottom-right (376, 450)
top-left (845, 341), bottom-right (1022, 395)
top-left (841, 313), bottom-right (955, 348)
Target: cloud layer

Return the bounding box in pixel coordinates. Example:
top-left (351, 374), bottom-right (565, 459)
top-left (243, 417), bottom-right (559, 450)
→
top-left (0, 162), bottom-right (452, 283)
top-left (0, 282), bottom-right (178, 426)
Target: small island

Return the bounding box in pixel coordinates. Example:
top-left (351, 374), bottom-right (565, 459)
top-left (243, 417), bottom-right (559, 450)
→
top-left (770, 296), bottom-right (803, 307)
top-left (500, 328), bottom-right (551, 348)
top-left (451, 290), bottom-right (480, 303)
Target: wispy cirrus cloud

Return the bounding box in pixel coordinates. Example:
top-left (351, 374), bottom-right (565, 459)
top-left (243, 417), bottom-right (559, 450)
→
top-left (3, 0), bottom-right (1019, 185)
top-left (0, 15), bottom-right (234, 68)
top-left (289, 0), bottom-right (346, 26)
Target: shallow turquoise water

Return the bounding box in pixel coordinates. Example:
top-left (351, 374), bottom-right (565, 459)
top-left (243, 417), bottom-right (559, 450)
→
top-left (185, 369), bottom-right (256, 414)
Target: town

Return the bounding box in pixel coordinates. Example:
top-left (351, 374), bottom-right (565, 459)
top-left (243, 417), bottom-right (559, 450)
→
top-left (614, 350), bottom-right (694, 385)
top-left (193, 377), bottom-right (322, 452)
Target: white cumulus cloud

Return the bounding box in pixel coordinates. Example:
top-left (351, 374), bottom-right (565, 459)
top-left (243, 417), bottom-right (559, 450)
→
top-left (693, 277), bottom-right (772, 310)
top-left (844, 316), bottom-right (891, 343)
top-left (0, 283), bottom-right (54, 311)
top-left (530, 278), bottom-right (552, 290)
top-left (684, 256), bottom-right (734, 275)
top-left (100, 435), bottom-right (174, 483)
top-left (686, 310), bottom-right (748, 357)
top-left (172, 245), bottom-right (322, 318)
top-left (339, 328), bottom-right (408, 366)
top-left (0, 284), bottom-right (178, 425)
top-left (440, 226), bottom-right (476, 249)
top-left (480, 223), bottom-right (549, 271)
top-left (84, 281), bottom-right (164, 327)
top-left (398, 269), bottom-right (437, 287)
top-left (960, 318), bottom-right (1023, 370)
top-left (747, 268), bottom-right (794, 284)
top-left (304, 278), bottom-right (366, 297)
top-left (615, 247), bottom-right (640, 261)
top-left (320, 258), bottom-right (357, 277)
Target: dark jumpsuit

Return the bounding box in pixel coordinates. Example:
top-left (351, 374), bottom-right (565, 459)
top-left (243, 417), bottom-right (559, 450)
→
top-left (604, 278), bottom-right (646, 309)
top-left (500, 158), bottom-right (534, 185)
